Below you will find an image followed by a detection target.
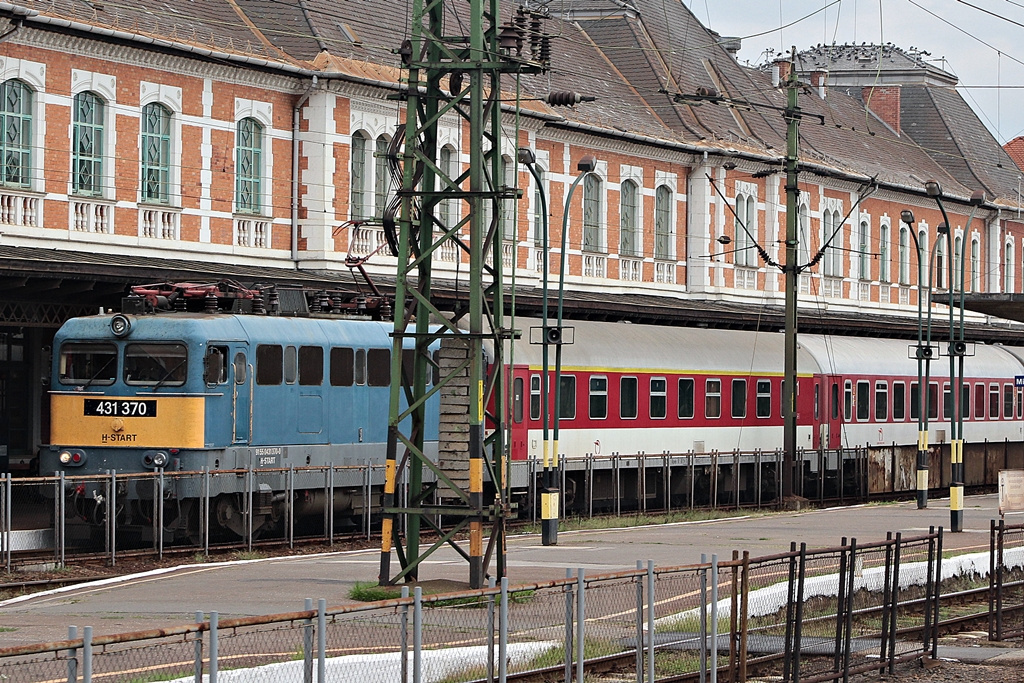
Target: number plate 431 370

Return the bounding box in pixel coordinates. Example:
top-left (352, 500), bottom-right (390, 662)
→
top-left (84, 399), bottom-right (158, 417)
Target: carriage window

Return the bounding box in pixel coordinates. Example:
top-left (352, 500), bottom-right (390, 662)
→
top-left (911, 381), bottom-right (920, 420)
top-left (991, 384), bottom-right (1001, 419)
top-left (59, 342), bottom-right (117, 385)
top-left (513, 377), bottom-right (524, 423)
top-left (621, 377), bottom-right (638, 419)
top-left (125, 343), bottom-right (188, 386)
top-left (284, 345), bottom-right (297, 384)
top-left (706, 379), bottom-right (722, 419)
top-left (330, 347), bottom-right (354, 386)
top-left (814, 383), bottom-right (820, 421)
top-left (929, 383), bottom-right (939, 420)
top-left (893, 382), bottom-right (905, 421)
top-left (976, 384), bottom-right (986, 419)
top-left (962, 384), bottom-right (970, 419)
top-left (558, 375), bottom-right (576, 420)
top-left (530, 375), bottom-right (541, 420)
top-left (731, 379), bottom-right (747, 419)
top-left (678, 378), bottom-right (694, 419)
top-left (651, 378), bottom-right (667, 419)
top-left (1018, 387), bottom-right (1023, 419)
top-left (367, 348), bottom-right (390, 386)
top-left (204, 345), bottom-right (228, 384)
top-left (756, 380), bottom-right (771, 418)
top-left (256, 344), bottom-right (283, 385)
top-left (233, 351), bottom-right (247, 384)
top-left (299, 346), bottom-right (323, 386)
top-left (590, 376), bottom-right (608, 419)
top-left (856, 381), bottom-right (870, 421)
top-left (844, 381), bottom-right (853, 421)
top-left (943, 383), bottom-right (952, 419)
top-left (1005, 384), bottom-right (1015, 419)
top-left (355, 349), bottom-right (367, 385)
top-left (875, 381), bottom-right (887, 421)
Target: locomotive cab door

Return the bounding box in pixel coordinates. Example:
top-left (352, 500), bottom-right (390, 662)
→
top-left (231, 346), bottom-right (252, 444)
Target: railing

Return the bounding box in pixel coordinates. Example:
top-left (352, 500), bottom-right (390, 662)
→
top-left (140, 208), bottom-right (179, 239)
top-left (735, 266), bottom-right (757, 289)
top-left (654, 260), bottom-right (675, 284)
top-left (858, 280), bottom-right (872, 301)
top-left (0, 191), bottom-right (39, 227)
top-left (235, 217), bottom-right (270, 247)
top-left (822, 277), bottom-right (843, 298)
top-left (70, 200), bottom-right (111, 234)
top-left (0, 529), bottom-right (959, 683)
top-left (349, 224), bottom-right (386, 258)
top-left (620, 257), bottom-right (642, 281)
top-left (583, 253), bottom-right (606, 278)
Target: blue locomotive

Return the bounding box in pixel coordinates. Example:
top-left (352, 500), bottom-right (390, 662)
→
top-left (43, 283), bottom-right (438, 538)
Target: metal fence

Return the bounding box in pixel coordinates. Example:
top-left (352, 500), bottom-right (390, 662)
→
top-left (990, 518), bottom-right (1024, 641)
top-left (1, 529), bottom-right (958, 683)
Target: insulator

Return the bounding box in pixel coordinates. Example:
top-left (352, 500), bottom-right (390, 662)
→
top-left (539, 35), bottom-right (551, 64)
top-left (530, 17), bottom-right (542, 54)
top-left (267, 288), bottom-right (280, 315)
top-left (514, 8), bottom-right (528, 31)
top-left (309, 293), bottom-right (322, 313)
top-left (318, 291), bottom-right (331, 311)
top-left (173, 295), bottom-right (187, 311)
top-left (204, 291), bottom-right (218, 314)
top-left (332, 293), bottom-right (343, 311)
top-left (251, 292), bottom-right (265, 315)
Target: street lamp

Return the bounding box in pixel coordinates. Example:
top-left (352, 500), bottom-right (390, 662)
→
top-left (517, 149), bottom-right (595, 546)
top-left (922, 182), bottom-right (986, 533)
top-left (900, 209), bottom-right (939, 510)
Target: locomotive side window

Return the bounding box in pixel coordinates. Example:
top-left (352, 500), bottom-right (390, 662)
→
top-left (976, 384), bottom-right (986, 419)
top-left (59, 342), bottom-right (117, 385)
top-left (558, 375), bottom-right (575, 420)
top-left (233, 352), bottom-right (247, 384)
top-left (530, 375), bottom-right (541, 420)
top-left (299, 346), bottom-right (323, 386)
top-left (705, 379), bottom-right (721, 419)
top-left (620, 377), bottom-right (638, 419)
top-left (893, 382), bottom-right (905, 421)
top-left (432, 351), bottom-right (440, 386)
top-left (330, 347), bottom-right (354, 386)
top-left (355, 349), bottom-right (366, 385)
top-left (367, 348), bottom-right (390, 386)
top-left (731, 379), bottom-right (746, 419)
top-left (204, 345), bottom-right (228, 384)
top-left (284, 346), bottom-right (298, 384)
top-left (125, 343), bottom-right (187, 386)
top-left (650, 378), bottom-right (667, 419)
top-left (513, 377), bottom-right (524, 423)
top-left (678, 378), bottom-right (694, 419)
top-left (990, 384), bottom-right (1001, 419)
top-left (590, 377), bottom-right (608, 419)
top-left (756, 380), bottom-right (771, 418)
top-left (256, 344), bottom-right (283, 385)
top-left (844, 381), bottom-right (853, 421)
top-left (401, 349), bottom-right (415, 386)
top-left (875, 381), bottom-right (887, 421)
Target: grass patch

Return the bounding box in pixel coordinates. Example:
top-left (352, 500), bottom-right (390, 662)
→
top-left (231, 550), bottom-right (265, 561)
top-left (0, 626), bottom-right (16, 632)
top-left (348, 582), bottom-right (535, 606)
top-left (519, 509), bottom-right (754, 534)
top-left (349, 582), bottom-right (398, 602)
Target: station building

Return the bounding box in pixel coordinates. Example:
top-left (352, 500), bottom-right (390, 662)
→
top-left (0, 0), bottom-right (1020, 469)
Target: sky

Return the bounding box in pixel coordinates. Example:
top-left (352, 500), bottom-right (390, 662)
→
top-left (684, 0), bottom-right (1024, 144)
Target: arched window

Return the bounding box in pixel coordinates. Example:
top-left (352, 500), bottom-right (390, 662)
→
top-left (499, 155), bottom-right (515, 240)
top-left (141, 102), bottom-right (172, 203)
top-left (935, 237), bottom-right (946, 290)
top-left (858, 219), bottom-right (870, 280)
top-left (654, 184), bottom-right (673, 260)
top-left (374, 134), bottom-right (392, 219)
top-left (0, 79), bottom-right (32, 188)
top-left (72, 91), bottom-right (103, 196)
top-left (235, 117), bottom-right (263, 214)
top-left (879, 222), bottom-right (890, 283)
top-left (798, 204), bottom-right (810, 266)
top-left (919, 228), bottom-right (929, 285)
top-left (823, 209), bottom-right (843, 277)
top-left (898, 226), bottom-right (910, 284)
top-left (439, 145), bottom-right (457, 229)
top-left (350, 131), bottom-right (368, 220)
top-left (734, 193), bottom-right (756, 266)
top-left (531, 163), bottom-right (546, 245)
top-left (953, 235), bottom-right (963, 291)
top-left (1006, 242), bottom-right (1016, 293)
top-left (620, 179), bottom-right (639, 256)
top-left (971, 238), bottom-right (980, 292)
top-left (583, 173), bottom-right (602, 252)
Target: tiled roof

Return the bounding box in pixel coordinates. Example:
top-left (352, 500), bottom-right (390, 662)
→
top-left (1003, 136), bottom-right (1024, 172)
top-left (796, 44), bottom-right (957, 86)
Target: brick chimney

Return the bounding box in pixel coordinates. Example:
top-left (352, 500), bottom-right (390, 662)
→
top-left (810, 69), bottom-right (828, 99)
top-left (773, 59), bottom-right (792, 87)
top-left (862, 85), bottom-right (901, 134)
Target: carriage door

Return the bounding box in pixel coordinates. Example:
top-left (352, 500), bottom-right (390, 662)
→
top-left (821, 375), bottom-right (843, 450)
top-left (232, 346), bottom-right (251, 443)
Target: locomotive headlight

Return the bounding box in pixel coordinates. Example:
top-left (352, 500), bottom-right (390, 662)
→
top-left (59, 449), bottom-right (86, 466)
top-left (152, 451), bottom-right (169, 468)
top-left (110, 314), bottom-right (132, 337)
top-left (142, 450), bottom-right (169, 469)
top-left (59, 450), bottom-right (72, 464)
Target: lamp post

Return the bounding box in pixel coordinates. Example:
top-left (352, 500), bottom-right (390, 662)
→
top-left (922, 182), bottom-right (986, 533)
top-left (518, 149), bottom-right (595, 546)
top-left (900, 209), bottom-right (939, 510)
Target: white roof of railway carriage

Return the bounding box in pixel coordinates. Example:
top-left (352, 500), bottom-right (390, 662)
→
top-left (509, 320), bottom-right (817, 375)
top-left (797, 336), bottom-right (1024, 380)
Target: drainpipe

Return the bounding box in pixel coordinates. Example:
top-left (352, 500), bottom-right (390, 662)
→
top-left (292, 75), bottom-right (318, 263)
